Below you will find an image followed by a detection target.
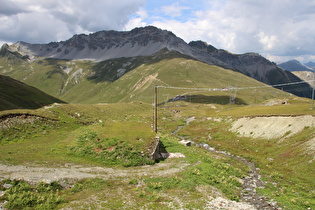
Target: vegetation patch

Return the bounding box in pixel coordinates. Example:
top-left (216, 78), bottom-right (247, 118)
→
top-left (0, 114), bottom-right (59, 145)
top-left (0, 179), bottom-right (64, 209)
top-left (174, 113), bottom-right (315, 209)
top-left (140, 134), bottom-right (246, 201)
top-left (68, 129), bottom-right (155, 167)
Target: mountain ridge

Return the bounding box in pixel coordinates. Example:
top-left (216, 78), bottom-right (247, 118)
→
top-left (3, 26), bottom-right (313, 99)
top-left (305, 61), bottom-right (315, 69)
top-left (279, 59), bottom-right (314, 72)
top-left (10, 26), bottom-right (192, 62)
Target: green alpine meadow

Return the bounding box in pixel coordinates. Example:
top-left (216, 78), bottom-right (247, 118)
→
top-left (0, 26), bottom-right (314, 209)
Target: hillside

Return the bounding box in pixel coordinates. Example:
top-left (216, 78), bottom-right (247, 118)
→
top-left (0, 74), bottom-right (64, 111)
top-left (0, 48), bottom-right (297, 105)
top-left (279, 60), bottom-right (315, 87)
top-left (0, 99), bottom-right (315, 209)
top-left (290, 71), bottom-right (315, 87)
top-left (5, 26), bottom-right (312, 99)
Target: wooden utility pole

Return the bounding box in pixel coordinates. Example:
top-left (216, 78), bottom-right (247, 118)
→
top-left (312, 86), bottom-right (314, 110)
top-left (154, 86), bottom-right (158, 133)
top-left (312, 73), bottom-right (315, 110)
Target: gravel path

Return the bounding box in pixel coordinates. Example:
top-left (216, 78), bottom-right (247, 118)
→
top-left (0, 162), bottom-right (189, 185)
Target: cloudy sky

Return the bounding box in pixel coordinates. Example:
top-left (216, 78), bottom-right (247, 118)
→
top-left (1, 0), bottom-right (315, 63)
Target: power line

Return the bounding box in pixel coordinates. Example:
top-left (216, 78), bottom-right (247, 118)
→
top-left (153, 79), bottom-right (315, 132)
top-left (156, 79), bottom-right (315, 92)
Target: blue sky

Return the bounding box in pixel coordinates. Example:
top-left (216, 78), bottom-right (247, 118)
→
top-left (1, 0), bottom-right (315, 63)
top-left (143, 0), bottom-right (209, 22)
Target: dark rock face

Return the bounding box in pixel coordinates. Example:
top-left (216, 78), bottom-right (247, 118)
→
top-left (8, 26), bottom-right (313, 98)
top-left (13, 26), bottom-right (191, 61)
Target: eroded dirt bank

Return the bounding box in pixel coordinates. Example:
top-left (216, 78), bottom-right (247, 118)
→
top-left (230, 115), bottom-right (315, 140)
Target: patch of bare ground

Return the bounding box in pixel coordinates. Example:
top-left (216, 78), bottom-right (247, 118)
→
top-left (231, 115), bottom-right (315, 140)
top-left (0, 162), bottom-right (189, 184)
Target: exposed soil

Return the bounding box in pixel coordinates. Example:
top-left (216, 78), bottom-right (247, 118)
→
top-left (230, 115), bottom-right (315, 140)
top-left (0, 162), bottom-right (189, 185)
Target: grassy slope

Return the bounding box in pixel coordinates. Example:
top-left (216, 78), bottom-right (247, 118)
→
top-left (0, 103), bottom-right (155, 165)
top-left (0, 75), bottom-right (64, 111)
top-left (0, 51), bottom-right (314, 208)
top-left (0, 99), bottom-right (315, 208)
top-left (169, 100), bottom-right (315, 209)
top-left (0, 103), bottom-right (248, 209)
top-left (0, 51), bottom-right (292, 105)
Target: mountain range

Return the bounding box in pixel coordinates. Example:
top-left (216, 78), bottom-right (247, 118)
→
top-left (0, 26), bottom-right (313, 106)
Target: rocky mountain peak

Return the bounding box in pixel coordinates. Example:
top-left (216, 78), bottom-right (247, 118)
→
top-left (5, 26), bottom-right (313, 98)
top-left (0, 43), bottom-right (10, 56)
top-left (11, 26), bottom-right (190, 61)
top-left (0, 43), bottom-right (9, 50)
top-left (189, 41), bottom-right (217, 53)
top-left (279, 59), bottom-right (313, 72)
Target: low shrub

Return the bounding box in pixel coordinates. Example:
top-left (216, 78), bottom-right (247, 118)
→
top-left (2, 179), bottom-right (64, 209)
top-left (69, 130), bottom-right (155, 167)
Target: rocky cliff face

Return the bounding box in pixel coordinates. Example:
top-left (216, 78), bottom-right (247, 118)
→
top-left (7, 26), bottom-right (313, 98)
top-left (11, 26), bottom-right (192, 61)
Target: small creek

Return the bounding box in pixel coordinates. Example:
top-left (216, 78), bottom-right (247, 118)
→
top-left (172, 120), bottom-right (280, 210)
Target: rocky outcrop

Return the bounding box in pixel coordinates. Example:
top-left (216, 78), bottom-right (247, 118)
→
top-left (10, 26), bottom-right (192, 62)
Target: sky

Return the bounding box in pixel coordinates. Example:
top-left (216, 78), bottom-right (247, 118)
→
top-left (1, 0), bottom-right (315, 63)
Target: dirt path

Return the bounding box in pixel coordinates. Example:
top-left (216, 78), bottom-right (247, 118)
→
top-left (0, 162), bottom-right (189, 185)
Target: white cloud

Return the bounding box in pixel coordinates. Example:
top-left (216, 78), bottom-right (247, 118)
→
top-left (258, 32), bottom-right (279, 51)
top-left (1, 0), bottom-right (315, 63)
top-left (124, 18), bottom-right (147, 31)
top-left (144, 0), bottom-right (315, 62)
top-left (124, 8), bottom-right (148, 30)
top-left (161, 2), bottom-right (189, 17)
top-left (0, 0), bottom-right (145, 43)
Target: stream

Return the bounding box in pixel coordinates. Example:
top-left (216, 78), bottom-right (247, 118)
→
top-left (173, 120), bottom-right (280, 210)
